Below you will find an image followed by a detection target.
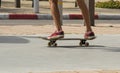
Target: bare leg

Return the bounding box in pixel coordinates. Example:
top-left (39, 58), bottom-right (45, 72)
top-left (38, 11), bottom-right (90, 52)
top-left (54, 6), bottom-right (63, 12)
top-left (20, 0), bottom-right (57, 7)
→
top-left (49, 0), bottom-right (62, 31)
top-left (77, 0), bottom-right (92, 32)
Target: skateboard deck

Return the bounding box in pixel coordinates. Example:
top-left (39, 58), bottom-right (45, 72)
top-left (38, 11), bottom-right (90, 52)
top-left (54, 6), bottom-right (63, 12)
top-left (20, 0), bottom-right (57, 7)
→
top-left (39, 36), bottom-right (96, 47)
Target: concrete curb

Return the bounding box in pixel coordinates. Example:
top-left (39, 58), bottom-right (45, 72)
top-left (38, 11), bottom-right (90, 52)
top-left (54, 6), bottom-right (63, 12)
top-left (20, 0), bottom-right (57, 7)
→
top-left (0, 13), bottom-right (120, 20)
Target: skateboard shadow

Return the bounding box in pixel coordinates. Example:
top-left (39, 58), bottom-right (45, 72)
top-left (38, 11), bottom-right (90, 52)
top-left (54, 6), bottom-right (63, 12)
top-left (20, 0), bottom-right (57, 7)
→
top-left (103, 47), bottom-right (120, 52)
top-left (0, 36), bottom-right (29, 44)
top-left (51, 46), bottom-right (120, 52)
top-left (49, 45), bottom-right (105, 49)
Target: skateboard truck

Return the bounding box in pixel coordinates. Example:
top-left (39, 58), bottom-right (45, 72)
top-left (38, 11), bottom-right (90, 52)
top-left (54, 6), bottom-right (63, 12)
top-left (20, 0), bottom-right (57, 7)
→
top-left (79, 39), bottom-right (89, 47)
top-left (48, 40), bottom-right (57, 47)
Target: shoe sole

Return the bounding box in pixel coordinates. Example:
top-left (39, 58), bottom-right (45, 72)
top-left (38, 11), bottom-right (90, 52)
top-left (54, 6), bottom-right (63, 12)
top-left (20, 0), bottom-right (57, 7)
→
top-left (85, 36), bottom-right (96, 40)
top-left (48, 35), bottom-right (64, 40)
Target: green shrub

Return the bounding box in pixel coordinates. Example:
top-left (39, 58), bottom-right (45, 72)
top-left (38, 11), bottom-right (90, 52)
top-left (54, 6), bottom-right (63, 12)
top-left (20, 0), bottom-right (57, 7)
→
top-left (95, 0), bottom-right (120, 9)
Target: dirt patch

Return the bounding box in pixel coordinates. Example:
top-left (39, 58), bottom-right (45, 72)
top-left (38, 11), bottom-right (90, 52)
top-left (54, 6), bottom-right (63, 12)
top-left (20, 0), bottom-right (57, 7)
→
top-left (0, 24), bottom-right (120, 35)
top-left (29, 70), bottom-right (120, 73)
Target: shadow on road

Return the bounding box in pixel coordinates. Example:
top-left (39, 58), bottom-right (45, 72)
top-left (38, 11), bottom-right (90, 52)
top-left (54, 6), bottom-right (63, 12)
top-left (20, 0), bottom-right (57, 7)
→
top-left (48, 45), bottom-right (105, 48)
top-left (103, 47), bottom-right (120, 52)
top-left (48, 45), bottom-right (120, 52)
top-left (0, 36), bottom-right (29, 43)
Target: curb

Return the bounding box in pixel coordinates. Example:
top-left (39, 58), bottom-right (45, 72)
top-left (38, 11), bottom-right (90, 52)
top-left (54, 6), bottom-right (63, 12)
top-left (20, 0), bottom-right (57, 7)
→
top-left (0, 13), bottom-right (120, 20)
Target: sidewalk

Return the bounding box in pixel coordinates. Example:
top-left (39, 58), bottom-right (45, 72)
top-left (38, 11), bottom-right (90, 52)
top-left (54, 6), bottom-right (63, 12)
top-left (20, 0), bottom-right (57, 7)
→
top-left (0, 0), bottom-right (120, 20)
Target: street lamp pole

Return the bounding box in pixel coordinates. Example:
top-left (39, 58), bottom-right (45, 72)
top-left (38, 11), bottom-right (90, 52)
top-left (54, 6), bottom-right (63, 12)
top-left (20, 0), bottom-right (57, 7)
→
top-left (33, 0), bottom-right (39, 13)
top-left (0, 0), bottom-right (1, 8)
top-left (15, 0), bottom-right (21, 8)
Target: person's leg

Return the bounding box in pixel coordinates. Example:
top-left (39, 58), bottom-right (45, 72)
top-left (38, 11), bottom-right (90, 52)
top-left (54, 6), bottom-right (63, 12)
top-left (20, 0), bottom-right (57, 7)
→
top-left (49, 0), bottom-right (62, 31)
top-left (48, 0), bottom-right (64, 39)
top-left (77, 0), bottom-right (95, 39)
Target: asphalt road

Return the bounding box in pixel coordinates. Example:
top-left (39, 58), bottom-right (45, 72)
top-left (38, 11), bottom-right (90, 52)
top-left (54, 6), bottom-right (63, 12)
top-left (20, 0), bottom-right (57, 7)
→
top-left (0, 34), bottom-right (120, 73)
top-left (0, 20), bottom-right (120, 73)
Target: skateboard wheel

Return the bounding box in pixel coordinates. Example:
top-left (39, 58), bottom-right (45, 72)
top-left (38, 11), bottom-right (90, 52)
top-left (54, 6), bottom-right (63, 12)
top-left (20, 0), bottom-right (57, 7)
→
top-left (53, 43), bottom-right (57, 47)
top-left (48, 42), bottom-right (52, 47)
top-left (79, 42), bottom-right (83, 46)
top-left (85, 42), bottom-right (89, 47)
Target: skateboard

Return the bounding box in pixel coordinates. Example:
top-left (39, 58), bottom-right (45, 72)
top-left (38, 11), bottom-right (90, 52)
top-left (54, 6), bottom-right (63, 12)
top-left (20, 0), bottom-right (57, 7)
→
top-left (40, 36), bottom-right (95, 47)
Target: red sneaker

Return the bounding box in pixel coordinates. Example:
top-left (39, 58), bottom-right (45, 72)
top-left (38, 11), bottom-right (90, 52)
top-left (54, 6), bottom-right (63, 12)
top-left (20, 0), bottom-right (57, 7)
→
top-left (84, 31), bottom-right (96, 39)
top-left (48, 30), bottom-right (64, 40)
